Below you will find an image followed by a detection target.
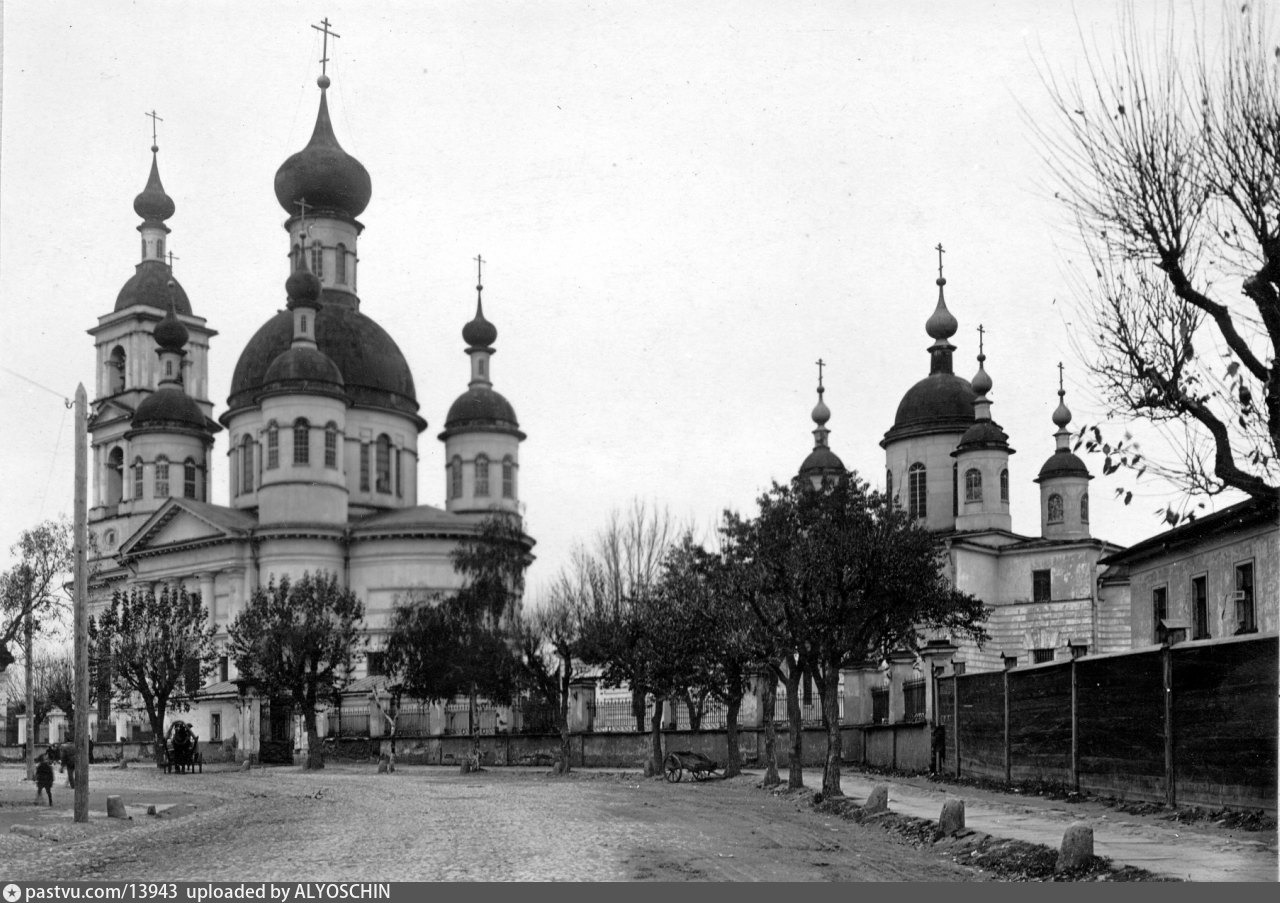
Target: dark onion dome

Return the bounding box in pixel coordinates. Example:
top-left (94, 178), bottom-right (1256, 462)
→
top-left (955, 419), bottom-right (1011, 453)
top-left (286, 267), bottom-right (323, 308)
top-left (439, 386), bottom-right (524, 439)
top-left (115, 260), bottom-right (193, 314)
top-left (274, 89), bottom-right (371, 218)
top-left (1036, 449), bottom-right (1091, 482)
top-left (883, 373), bottom-right (975, 444)
top-left (799, 446), bottom-right (845, 480)
top-left (131, 387), bottom-right (208, 432)
top-left (133, 148), bottom-right (175, 223)
top-left (153, 297), bottom-right (189, 353)
top-left (225, 302), bottom-right (419, 423)
top-left (462, 300), bottom-right (498, 348)
top-left (261, 346), bottom-right (346, 396)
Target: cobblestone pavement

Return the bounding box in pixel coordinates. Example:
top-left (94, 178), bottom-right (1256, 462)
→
top-left (0, 764), bottom-right (977, 882)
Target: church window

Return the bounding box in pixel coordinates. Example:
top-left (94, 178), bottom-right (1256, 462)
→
top-left (301, 314), bottom-right (308, 335)
top-left (108, 347), bottom-right (126, 394)
top-left (395, 447), bottom-right (403, 497)
top-left (292, 244), bottom-right (303, 271)
top-left (1032, 569), bottom-right (1051, 603)
top-left (1047, 493), bottom-right (1063, 524)
top-left (293, 418), bottom-right (310, 465)
top-left (266, 423), bottom-right (279, 470)
top-left (1000, 468), bottom-right (1009, 503)
top-left (1235, 561), bottom-right (1256, 634)
top-left (375, 434), bottom-right (391, 493)
top-left (478, 358), bottom-right (487, 377)
top-left (475, 454), bottom-right (490, 497)
top-left (1152, 585), bottom-right (1168, 642)
top-left (503, 457), bottom-right (515, 499)
top-left (165, 360), bottom-right (174, 377)
top-left (885, 469), bottom-right (893, 502)
top-left (952, 462), bottom-right (959, 517)
top-left (240, 436), bottom-right (254, 493)
top-left (1080, 493), bottom-right (1089, 523)
top-left (907, 463), bottom-right (927, 519)
top-left (449, 456), bottom-right (462, 500)
top-left (141, 237), bottom-right (146, 258)
top-left (964, 468), bottom-right (982, 503)
top-left (157, 238), bottom-right (164, 260)
top-left (133, 457), bottom-right (144, 500)
top-left (324, 423), bottom-right (338, 468)
top-left (365, 651), bottom-right (385, 677)
top-left (335, 244), bottom-right (347, 284)
top-left (311, 244), bottom-right (324, 278)
top-left (106, 447), bottom-right (124, 505)
top-left (359, 444), bottom-right (370, 491)
top-left (155, 457), bottom-right (170, 498)
top-left (184, 459), bottom-right (197, 499)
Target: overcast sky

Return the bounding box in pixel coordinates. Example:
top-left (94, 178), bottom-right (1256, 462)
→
top-left (0, 1), bottom-right (1244, 599)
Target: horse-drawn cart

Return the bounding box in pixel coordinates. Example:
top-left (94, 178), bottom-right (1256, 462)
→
top-left (161, 721), bottom-right (204, 774)
top-left (663, 750), bottom-right (720, 782)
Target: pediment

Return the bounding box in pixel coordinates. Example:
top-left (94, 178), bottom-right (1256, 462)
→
top-left (120, 499), bottom-right (254, 557)
top-left (89, 399), bottom-right (135, 429)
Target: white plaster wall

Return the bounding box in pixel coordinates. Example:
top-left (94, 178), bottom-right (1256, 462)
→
top-left (1039, 476), bottom-right (1091, 540)
top-left (344, 407), bottom-right (421, 509)
top-left (885, 430), bottom-right (965, 531)
top-left (257, 394), bottom-right (349, 524)
top-left (954, 447), bottom-right (1012, 532)
top-left (443, 430), bottom-right (520, 514)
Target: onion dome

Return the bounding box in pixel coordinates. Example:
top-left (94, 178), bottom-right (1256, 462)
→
top-left (970, 349), bottom-right (992, 397)
top-left (274, 82), bottom-right (371, 218)
top-left (286, 266), bottom-right (323, 309)
top-left (115, 261), bottom-right (193, 314)
top-left (1036, 366), bottom-right (1090, 482)
top-left (462, 298), bottom-right (498, 348)
top-left (152, 288), bottom-right (189, 353)
top-left (262, 345), bottom-right (346, 395)
top-left (132, 388), bottom-right (207, 431)
top-left (225, 304), bottom-right (419, 424)
top-left (799, 366), bottom-right (845, 481)
top-left (925, 274), bottom-right (958, 341)
top-left (133, 147), bottom-right (175, 223)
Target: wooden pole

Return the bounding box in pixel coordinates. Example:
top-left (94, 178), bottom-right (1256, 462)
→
top-left (1070, 657), bottom-right (1080, 793)
top-left (1003, 668), bottom-right (1012, 787)
top-left (1163, 643), bottom-right (1176, 808)
top-left (74, 384), bottom-right (89, 823)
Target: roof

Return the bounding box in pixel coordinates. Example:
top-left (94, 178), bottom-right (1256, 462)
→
top-left (882, 372), bottom-right (975, 445)
top-left (1036, 449), bottom-right (1091, 482)
top-left (1099, 496), bottom-right (1278, 567)
top-left (274, 88), bottom-right (371, 218)
top-left (115, 260), bottom-right (192, 315)
top-left (440, 386), bottom-right (523, 438)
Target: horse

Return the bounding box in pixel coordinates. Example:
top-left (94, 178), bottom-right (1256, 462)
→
top-left (165, 720), bottom-right (201, 774)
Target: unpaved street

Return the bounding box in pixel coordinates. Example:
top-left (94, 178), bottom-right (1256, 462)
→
top-left (1, 764), bottom-right (978, 882)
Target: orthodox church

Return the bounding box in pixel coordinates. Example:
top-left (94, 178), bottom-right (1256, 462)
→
top-left (799, 256), bottom-right (1129, 673)
top-left (85, 62), bottom-right (530, 746)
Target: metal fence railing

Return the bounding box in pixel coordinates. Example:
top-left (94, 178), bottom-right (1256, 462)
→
top-left (588, 697), bottom-right (651, 732)
top-left (393, 703), bottom-right (433, 738)
top-left (903, 678), bottom-right (926, 722)
top-left (326, 705), bottom-right (370, 738)
top-left (443, 700), bottom-right (496, 735)
top-left (871, 687), bottom-right (889, 725)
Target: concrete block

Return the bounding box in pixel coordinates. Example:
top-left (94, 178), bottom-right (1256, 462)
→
top-left (863, 784), bottom-right (889, 814)
top-left (376, 760), bottom-right (388, 774)
top-left (239, 760), bottom-right (251, 771)
top-left (1057, 823), bottom-right (1094, 872)
top-left (106, 795), bottom-right (127, 819)
top-left (937, 799), bottom-right (966, 837)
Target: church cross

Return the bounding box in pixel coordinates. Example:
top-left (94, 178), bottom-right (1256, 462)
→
top-left (475, 253), bottom-right (485, 293)
top-left (312, 18), bottom-right (341, 77)
top-left (935, 242), bottom-right (945, 280)
top-left (815, 357), bottom-right (825, 389)
top-left (977, 323), bottom-right (985, 355)
top-left (1057, 361), bottom-right (1065, 393)
top-left (145, 109), bottom-right (163, 148)
top-left (167, 250), bottom-right (179, 269)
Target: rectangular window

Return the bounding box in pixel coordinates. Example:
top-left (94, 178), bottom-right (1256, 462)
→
top-left (218, 656), bottom-right (229, 683)
top-left (1152, 585), bottom-right (1168, 642)
top-left (1235, 561), bottom-right (1256, 634)
top-left (266, 428), bottom-right (279, 470)
top-left (366, 651), bottom-right (385, 677)
top-left (1032, 648), bottom-right (1055, 664)
top-left (1003, 655), bottom-right (1019, 670)
top-left (1032, 569), bottom-right (1051, 603)
top-left (134, 462), bottom-right (144, 499)
top-left (241, 442), bottom-right (254, 493)
top-left (209, 712), bottom-right (222, 743)
top-left (360, 444), bottom-right (370, 491)
top-left (395, 450), bottom-right (403, 497)
top-left (1191, 575), bottom-right (1209, 639)
top-left (502, 460), bottom-right (514, 499)
top-left (155, 460), bottom-right (169, 498)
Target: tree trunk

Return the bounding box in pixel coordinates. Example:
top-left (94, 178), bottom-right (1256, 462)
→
top-left (304, 707), bottom-right (323, 770)
top-left (819, 673), bottom-right (843, 798)
top-left (557, 671), bottom-right (573, 773)
top-left (631, 687), bottom-right (647, 733)
top-left (761, 670), bottom-right (780, 787)
top-left (649, 695), bottom-right (664, 774)
top-left (724, 694), bottom-right (742, 778)
top-left (783, 671), bottom-right (804, 789)
top-left (147, 706), bottom-right (167, 769)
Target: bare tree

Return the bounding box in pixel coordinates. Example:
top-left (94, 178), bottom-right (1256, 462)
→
top-left (1038, 4), bottom-right (1279, 522)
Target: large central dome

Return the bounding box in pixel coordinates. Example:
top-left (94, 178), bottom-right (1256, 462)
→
top-left (225, 299), bottom-right (420, 424)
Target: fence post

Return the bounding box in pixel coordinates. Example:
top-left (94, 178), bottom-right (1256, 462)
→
top-left (1003, 663), bottom-right (1012, 787)
top-left (1163, 641), bottom-right (1176, 808)
top-left (953, 674), bottom-right (961, 778)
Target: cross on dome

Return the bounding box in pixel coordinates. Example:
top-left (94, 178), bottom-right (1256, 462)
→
top-left (145, 109), bottom-right (163, 151)
top-left (312, 17), bottom-right (340, 82)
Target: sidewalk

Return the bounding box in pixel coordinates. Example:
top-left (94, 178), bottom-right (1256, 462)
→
top-left (823, 768), bottom-right (1277, 882)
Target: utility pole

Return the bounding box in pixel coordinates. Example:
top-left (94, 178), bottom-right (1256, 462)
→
top-left (23, 569), bottom-right (34, 781)
top-left (74, 384), bottom-right (89, 822)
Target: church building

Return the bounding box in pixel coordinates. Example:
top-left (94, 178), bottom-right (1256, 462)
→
top-left (85, 58), bottom-right (530, 752)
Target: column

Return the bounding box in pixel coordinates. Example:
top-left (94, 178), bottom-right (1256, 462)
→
top-left (197, 572), bottom-right (216, 626)
top-left (886, 649), bottom-right (918, 724)
top-left (919, 639), bottom-right (958, 723)
top-left (567, 678), bottom-right (596, 733)
top-left (841, 662), bottom-right (880, 725)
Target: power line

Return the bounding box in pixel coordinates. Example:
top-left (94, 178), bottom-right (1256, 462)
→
top-left (1, 365), bottom-right (73, 407)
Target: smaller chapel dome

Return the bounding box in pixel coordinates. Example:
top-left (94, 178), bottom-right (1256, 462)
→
top-left (115, 261), bottom-right (193, 315)
top-left (262, 346), bottom-right (346, 392)
top-left (274, 88), bottom-right (371, 218)
top-left (925, 276), bottom-right (958, 340)
top-left (444, 386), bottom-right (520, 433)
top-left (133, 149), bottom-right (175, 223)
top-left (800, 446), bottom-right (845, 478)
top-left (957, 419), bottom-right (1010, 451)
top-left (1037, 449), bottom-right (1091, 481)
top-left (152, 292), bottom-right (189, 353)
top-left (132, 388), bottom-right (207, 431)
top-left (286, 267), bottom-right (322, 307)
top-left (462, 301), bottom-right (498, 348)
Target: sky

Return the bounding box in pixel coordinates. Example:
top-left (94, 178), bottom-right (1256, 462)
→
top-left (0, 1), bottom-right (1248, 601)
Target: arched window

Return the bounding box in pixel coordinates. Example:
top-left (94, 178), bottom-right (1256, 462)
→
top-left (375, 434), bottom-right (392, 493)
top-left (156, 237), bottom-right (164, 260)
top-left (108, 346), bottom-right (126, 395)
top-left (1000, 468), bottom-right (1009, 503)
top-left (165, 359), bottom-right (174, 378)
top-left (503, 457), bottom-right (515, 499)
top-left (885, 469), bottom-right (893, 502)
top-left (311, 244), bottom-right (324, 279)
top-left (292, 244), bottom-right (303, 271)
top-left (964, 468), bottom-right (982, 503)
top-left (359, 444), bottom-right (370, 491)
top-left (324, 423), bottom-right (338, 468)
top-left (1080, 493), bottom-right (1089, 523)
top-left (240, 435), bottom-right (254, 493)
top-left (266, 422), bottom-right (279, 470)
top-left (395, 446), bottom-right (403, 497)
top-left (1047, 493), bottom-right (1064, 524)
top-left (907, 463), bottom-right (927, 519)
top-left (133, 458), bottom-right (145, 499)
top-left (155, 456), bottom-right (170, 498)
top-left (475, 454), bottom-right (490, 497)
top-left (106, 447), bottom-right (124, 505)
top-left (335, 243), bottom-right (347, 284)
top-left (293, 418), bottom-right (310, 466)
top-left (184, 459), bottom-right (197, 499)
top-left (449, 456), bottom-right (462, 500)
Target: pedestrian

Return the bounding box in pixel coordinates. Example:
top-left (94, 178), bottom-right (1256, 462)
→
top-left (60, 740), bottom-right (77, 788)
top-left (35, 754), bottom-right (54, 806)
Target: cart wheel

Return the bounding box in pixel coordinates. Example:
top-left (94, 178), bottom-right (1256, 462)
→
top-left (663, 755), bottom-right (682, 783)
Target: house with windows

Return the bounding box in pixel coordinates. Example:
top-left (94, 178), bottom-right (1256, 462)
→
top-left (1097, 496), bottom-right (1277, 647)
top-left (84, 60), bottom-right (531, 756)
